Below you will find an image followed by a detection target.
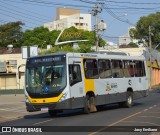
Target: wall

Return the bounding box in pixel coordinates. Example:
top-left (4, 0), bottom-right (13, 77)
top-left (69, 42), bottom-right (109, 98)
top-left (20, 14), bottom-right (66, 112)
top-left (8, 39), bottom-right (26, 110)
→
top-left (0, 53), bottom-right (26, 90)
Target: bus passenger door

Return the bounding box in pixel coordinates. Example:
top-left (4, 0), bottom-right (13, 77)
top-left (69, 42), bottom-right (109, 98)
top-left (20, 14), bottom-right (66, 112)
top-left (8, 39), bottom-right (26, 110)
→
top-left (68, 58), bottom-right (84, 109)
top-left (134, 61), bottom-right (148, 97)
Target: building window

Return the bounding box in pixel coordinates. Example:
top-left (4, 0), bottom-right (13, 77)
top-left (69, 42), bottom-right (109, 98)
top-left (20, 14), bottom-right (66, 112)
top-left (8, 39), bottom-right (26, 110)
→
top-left (80, 17), bottom-right (83, 19)
top-left (80, 23), bottom-right (83, 26)
top-left (75, 23), bottom-right (79, 26)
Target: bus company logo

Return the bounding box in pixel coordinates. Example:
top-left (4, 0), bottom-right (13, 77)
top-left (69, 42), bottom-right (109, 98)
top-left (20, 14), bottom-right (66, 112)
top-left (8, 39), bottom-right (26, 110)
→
top-left (128, 80), bottom-right (132, 85)
top-left (106, 82), bottom-right (111, 91)
top-left (2, 127), bottom-right (11, 132)
top-left (111, 83), bottom-right (118, 89)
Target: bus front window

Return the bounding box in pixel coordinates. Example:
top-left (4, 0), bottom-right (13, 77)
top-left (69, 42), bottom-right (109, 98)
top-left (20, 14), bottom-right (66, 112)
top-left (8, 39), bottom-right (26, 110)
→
top-left (26, 63), bottom-right (66, 98)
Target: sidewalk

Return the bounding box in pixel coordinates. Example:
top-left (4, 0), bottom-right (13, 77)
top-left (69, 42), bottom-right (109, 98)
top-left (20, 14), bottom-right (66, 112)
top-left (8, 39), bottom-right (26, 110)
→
top-left (0, 94), bottom-right (24, 104)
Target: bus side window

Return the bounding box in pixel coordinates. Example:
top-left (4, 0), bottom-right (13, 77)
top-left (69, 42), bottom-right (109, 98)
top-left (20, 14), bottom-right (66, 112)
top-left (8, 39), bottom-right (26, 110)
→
top-left (123, 60), bottom-right (135, 77)
top-left (98, 59), bottom-right (112, 78)
top-left (83, 59), bottom-right (99, 79)
top-left (69, 65), bottom-right (82, 86)
top-left (129, 61), bottom-right (135, 77)
top-left (111, 60), bottom-right (124, 78)
top-left (134, 61), bottom-right (145, 77)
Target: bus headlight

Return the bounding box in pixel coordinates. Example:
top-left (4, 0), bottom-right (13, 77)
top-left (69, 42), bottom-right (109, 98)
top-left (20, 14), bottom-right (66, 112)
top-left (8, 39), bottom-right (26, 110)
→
top-left (25, 95), bottom-right (30, 103)
top-left (59, 92), bottom-right (68, 102)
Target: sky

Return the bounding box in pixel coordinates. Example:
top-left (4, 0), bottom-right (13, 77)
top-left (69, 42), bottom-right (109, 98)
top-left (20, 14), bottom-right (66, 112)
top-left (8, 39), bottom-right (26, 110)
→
top-left (1, 0), bottom-right (160, 43)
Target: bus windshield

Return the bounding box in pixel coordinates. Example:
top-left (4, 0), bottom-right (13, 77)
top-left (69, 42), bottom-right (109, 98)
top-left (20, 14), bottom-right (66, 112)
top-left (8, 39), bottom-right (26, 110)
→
top-left (25, 55), bottom-right (66, 98)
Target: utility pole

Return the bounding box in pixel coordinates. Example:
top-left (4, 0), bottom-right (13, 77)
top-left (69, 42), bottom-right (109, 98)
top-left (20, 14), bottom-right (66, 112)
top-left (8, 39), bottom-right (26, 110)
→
top-left (95, 2), bottom-right (99, 52)
top-left (149, 25), bottom-right (152, 90)
top-left (91, 0), bottom-right (104, 52)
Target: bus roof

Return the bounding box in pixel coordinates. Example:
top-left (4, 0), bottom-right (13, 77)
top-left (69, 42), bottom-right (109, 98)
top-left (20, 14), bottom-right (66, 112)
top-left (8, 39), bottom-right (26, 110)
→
top-left (27, 52), bottom-right (145, 61)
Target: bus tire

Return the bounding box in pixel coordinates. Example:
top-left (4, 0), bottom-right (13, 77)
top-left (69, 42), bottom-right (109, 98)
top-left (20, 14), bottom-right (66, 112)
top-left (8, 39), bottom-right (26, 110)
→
top-left (48, 110), bottom-right (57, 117)
top-left (125, 91), bottom-right (133, 108)
top-left (83, 95), bottom-right (91, 114)
top-left (83, 95), bottom-right (97, 114)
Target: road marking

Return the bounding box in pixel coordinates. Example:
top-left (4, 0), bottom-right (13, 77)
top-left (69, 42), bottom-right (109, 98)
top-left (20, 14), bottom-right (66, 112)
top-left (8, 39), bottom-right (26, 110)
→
top-left (1, 106), bottom-right (25, 111)
top-left (153, 105), bottom-right (157, 107)
top-left (123, 121), bottom-right (160, 126)
top-left (0, 108), bottom-right (27, 114)
top-left (88, 111), bottom-right (141, 135)
top-left (108, 112), bottom-right (141, 126)
top-left (144, 109), bottom-right (148, 111)
top-left (0, 102), bottom-right (24, 105)
top-left (140, 116), bottom-right (160, 119)
top-left (145, 112), bottom-right (160, 114)
top-left (149, 107), bottom-right (153, 109)
top-left (33, 119), bottom-right (53, 125)
top-left (0, 116), bottom-right (23, 124)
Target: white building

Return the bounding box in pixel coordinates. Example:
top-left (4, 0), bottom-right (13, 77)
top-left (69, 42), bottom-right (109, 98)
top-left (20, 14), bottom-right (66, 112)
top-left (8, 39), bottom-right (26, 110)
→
top-left (44, 8), bottom-right (91, 31)
top-left (118, 27), bottom-right (142, 46)
top-left (119, 34), bottom-right (131, 45)
top-left (105, 41), bottom-right (118, 49)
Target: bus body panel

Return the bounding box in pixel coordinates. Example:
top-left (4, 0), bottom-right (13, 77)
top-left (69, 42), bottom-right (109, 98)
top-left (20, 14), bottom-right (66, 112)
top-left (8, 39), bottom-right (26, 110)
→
top-left (94, 77), bottom-right (135, 105)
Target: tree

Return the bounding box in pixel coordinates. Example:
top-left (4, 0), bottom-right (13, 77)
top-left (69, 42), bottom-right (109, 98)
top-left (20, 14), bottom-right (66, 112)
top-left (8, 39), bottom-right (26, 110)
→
top-left (21, 27), bottom-right (60, 48)
top-left (129, 12), bottom-right (160, 49)
top-left (41, 27), bottom-right (106, 54)
top-left (128, 42), bottom-right (138, 48)
top-left (0, 21), bottom-right (24, 47)
top-left (21, 26), bottom-right (105, 54)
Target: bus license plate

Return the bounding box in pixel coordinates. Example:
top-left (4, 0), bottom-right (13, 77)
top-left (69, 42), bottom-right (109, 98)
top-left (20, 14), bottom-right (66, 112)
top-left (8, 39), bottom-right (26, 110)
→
top-left (41, 108), bottom-right (48, 111)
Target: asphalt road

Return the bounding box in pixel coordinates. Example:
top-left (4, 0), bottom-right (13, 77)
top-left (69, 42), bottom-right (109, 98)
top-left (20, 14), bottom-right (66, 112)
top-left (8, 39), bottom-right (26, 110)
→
top-left (0, 89), bottom-right (160, 135)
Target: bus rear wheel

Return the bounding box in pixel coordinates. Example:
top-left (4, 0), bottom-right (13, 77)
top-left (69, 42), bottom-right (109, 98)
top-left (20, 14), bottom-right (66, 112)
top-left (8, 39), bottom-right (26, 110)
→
top-left (125, 91), bottom-right (133, 108)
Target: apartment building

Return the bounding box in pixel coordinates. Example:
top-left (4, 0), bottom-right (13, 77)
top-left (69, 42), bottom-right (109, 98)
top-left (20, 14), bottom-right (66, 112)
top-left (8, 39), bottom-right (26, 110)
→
top-left (44, 8), bottom-right (92, 31)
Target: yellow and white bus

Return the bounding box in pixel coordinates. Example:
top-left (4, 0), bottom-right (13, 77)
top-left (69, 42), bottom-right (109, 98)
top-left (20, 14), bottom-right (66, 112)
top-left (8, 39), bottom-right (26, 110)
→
top-left (25, 52), bottom-right (149, 116)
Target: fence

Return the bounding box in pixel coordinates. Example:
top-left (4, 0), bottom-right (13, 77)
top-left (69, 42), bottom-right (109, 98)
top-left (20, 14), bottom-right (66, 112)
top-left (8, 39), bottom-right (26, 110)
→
top-left (0, 89), bottom-right (24, 95)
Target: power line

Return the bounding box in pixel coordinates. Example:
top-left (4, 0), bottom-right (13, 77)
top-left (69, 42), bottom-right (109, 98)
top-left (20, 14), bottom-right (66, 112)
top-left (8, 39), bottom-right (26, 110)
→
top-left (73, 0), bottom-right (96, 4)
top-left (106, 0), bottom-right (160, 5)
top-left (0, 19), bottom-right (35, 29)
top-left (106, 3), bottom-right (160, 10)
top-left (2, 0), bottom-right (93, 9)
top-left (1, 1), bottom-right (52, 21)
top-left (0, 6), bottom-right (48, 24)
top-left (101, 34), bottom-right (130, 39)
top-left (104, 6), bottom-right (135, 26)
top-left (104, 6), bottom-right (160, 10)
top-left (0, 12), bottom-right (39, 26)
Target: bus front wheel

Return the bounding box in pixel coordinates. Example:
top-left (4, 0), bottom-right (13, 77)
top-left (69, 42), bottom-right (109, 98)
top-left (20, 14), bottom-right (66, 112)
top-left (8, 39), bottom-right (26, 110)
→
top-left (83, 95), bottom-right (97, 114)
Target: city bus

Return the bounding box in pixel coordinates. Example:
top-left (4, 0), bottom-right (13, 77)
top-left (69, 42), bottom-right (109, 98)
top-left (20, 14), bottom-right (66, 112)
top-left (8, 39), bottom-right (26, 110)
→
top-left (25, 52), bottom-right (149, 116)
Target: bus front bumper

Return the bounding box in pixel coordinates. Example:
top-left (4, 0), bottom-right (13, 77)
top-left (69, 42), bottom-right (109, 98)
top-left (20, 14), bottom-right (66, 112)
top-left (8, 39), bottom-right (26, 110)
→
top-left (26, 99), bottom-right (72, 112)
